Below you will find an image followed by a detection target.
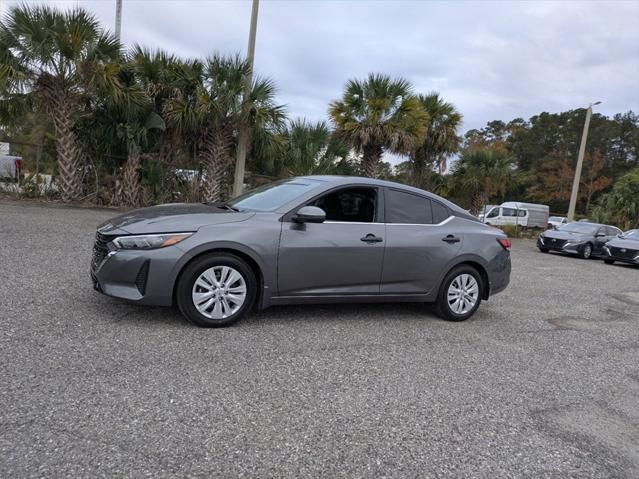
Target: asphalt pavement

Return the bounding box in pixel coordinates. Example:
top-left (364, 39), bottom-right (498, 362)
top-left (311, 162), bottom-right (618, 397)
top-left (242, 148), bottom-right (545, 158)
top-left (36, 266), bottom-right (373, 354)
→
top-left (1, 201), bottom-right (638, 478)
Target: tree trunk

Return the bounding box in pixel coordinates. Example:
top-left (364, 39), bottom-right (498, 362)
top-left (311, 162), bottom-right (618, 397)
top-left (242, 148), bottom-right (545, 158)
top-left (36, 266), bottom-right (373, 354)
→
top-left (471, 191), bottom-right (486, 216)
top-left (362, 144), bottom-right (383, 178)
top-left (122, 145), bottom-right (141, 207)
top-left (49, 93), bottom-right (82, 202)
top-left (200, 128), bottom-right (233, 202)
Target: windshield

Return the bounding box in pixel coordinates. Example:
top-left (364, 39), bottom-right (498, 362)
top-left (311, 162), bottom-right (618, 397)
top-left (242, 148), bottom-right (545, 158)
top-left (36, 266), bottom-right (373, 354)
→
top-left (226, 179), bottom-right (322, 212)
top-left (559, 223), bottom-right (597, 234)
top-left (549, 216), bottom-right (564, 222)
top-left (479, 205), bottom-right (494, 215)
top-left (622, 229), bottom-right (639, 240)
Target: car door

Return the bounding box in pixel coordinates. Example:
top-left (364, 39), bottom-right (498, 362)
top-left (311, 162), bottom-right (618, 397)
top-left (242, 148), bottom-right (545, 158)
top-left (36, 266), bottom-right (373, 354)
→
top-left (277, 186), bottom-right (385, 296)
top-left (485, 207), bottom-right (500, 225)
top-left (380, 188), bottom-right (461, 295)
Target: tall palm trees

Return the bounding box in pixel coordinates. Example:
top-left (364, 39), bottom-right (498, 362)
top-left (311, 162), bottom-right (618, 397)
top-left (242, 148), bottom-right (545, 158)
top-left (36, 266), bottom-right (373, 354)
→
top-left (410, 93), bottom-right (462, 188)
top-left (329, 74), bottom-right (428, 178)
top-left (0, 5), bottom-right (121, 202)
top-left (166, 54), bottom-right (284, 201)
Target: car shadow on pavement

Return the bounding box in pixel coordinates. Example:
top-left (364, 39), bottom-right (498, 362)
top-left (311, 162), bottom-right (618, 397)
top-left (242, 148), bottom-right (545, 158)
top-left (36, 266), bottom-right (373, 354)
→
top-left (248, 302), bottom-right (443, 326)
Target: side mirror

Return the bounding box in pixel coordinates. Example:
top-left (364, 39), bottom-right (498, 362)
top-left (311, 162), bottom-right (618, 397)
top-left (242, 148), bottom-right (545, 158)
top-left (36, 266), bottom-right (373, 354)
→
top-left (293, 206), bottom-right (326, 224)
top-left (595, 233), bottom-right (606, 237)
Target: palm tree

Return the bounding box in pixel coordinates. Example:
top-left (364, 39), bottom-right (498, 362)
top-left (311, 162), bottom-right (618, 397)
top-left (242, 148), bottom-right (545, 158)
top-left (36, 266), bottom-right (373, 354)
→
top-left (0, 5), bottom-right (121, 202)
top-left (166, 54), bottom-right (285, 201)
top-left (410, 93), bottom-right (462, 189)
top-left (278, 119), bottom-right (348, 176)
top-left (329, 74), bottom-right (428, 178)
top-left (450, 149), bottom-right (514, 214)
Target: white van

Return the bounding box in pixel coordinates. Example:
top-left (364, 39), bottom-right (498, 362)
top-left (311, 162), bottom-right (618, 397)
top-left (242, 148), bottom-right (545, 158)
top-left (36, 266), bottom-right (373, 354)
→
top-left (483, 201), bottom-right (549, 228)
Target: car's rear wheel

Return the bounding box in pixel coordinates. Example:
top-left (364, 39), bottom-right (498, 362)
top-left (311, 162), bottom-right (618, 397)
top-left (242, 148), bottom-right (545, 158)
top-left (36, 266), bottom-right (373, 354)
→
top-left (176, 253), bottom-right (256, 327)
top-left (604, 259), bottom-right (615, 265)
top-left (579, 243), bottom-right (593, 259)
top-left (435, 265), bottom-right (483, 322)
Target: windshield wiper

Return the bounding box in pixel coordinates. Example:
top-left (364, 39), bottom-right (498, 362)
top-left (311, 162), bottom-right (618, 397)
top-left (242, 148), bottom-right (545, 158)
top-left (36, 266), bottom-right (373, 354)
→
top-left (217, 202), bottom-right (242, 212)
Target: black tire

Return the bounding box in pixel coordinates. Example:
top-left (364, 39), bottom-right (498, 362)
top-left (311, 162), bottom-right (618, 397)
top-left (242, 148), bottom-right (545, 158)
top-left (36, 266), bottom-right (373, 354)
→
top-left (539, 247), bottom-right (549, 253)
top-left (604, 259), bottom-right (615, 265)
top-left (435, 265), bottom-right (483, 322)
top-left (579, 243), bottom-right (593, 259)
top-left (176, 253), bottom-right (256, 327)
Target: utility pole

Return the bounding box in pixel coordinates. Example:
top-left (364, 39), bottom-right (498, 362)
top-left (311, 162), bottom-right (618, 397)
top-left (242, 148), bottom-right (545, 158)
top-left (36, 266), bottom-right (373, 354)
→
top-left (115, 0), bottom-right (123, 41)
top-left (232, 0), bottom-right (259, 197)
top-left (567, 101), bottom-right (601, 222)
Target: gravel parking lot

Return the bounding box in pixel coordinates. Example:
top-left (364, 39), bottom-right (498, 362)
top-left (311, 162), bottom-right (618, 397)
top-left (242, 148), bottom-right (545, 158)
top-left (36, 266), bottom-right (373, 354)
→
top-left (1, 201), bottom-right (638, 478)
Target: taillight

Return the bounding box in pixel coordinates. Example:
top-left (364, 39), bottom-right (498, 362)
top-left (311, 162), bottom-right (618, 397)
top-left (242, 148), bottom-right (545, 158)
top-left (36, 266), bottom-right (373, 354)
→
top-left (497, 238), bottom-right (511, 251)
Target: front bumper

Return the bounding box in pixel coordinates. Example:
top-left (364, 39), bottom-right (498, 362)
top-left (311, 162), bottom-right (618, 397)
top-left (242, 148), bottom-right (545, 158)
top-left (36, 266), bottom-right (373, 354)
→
top-left (602, 246), bottom-right (639, 265)
top-left (537, 237), bottom-right (584, 255)
top-left (91, 246), bottom-right (188, 306)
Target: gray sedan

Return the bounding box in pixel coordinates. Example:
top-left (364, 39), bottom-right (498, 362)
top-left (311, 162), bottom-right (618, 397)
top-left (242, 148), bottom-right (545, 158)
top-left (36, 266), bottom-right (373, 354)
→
top-left (91, 176), bottom-right (511, 327)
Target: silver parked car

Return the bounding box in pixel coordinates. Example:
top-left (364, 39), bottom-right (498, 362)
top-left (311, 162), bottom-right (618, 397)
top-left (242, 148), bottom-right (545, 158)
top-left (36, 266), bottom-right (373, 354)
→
top-left (91, 176), bottom-right (512, 327)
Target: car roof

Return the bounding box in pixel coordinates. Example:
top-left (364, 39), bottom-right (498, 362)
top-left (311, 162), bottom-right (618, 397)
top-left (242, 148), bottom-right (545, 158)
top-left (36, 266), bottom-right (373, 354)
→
top-left (569, 221), bottom-right (618, 229)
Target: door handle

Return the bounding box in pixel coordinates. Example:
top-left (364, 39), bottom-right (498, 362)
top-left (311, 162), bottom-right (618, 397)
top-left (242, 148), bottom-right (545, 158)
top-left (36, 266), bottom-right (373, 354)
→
top-left (361, 233), bottom-right (383, 243)
top-left (442, 235), bottom-right (461, 244)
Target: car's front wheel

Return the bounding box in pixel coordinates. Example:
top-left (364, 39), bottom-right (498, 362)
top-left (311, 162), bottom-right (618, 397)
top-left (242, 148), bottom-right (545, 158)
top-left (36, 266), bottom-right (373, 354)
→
top-left (539, 247), bottom-right (549, 253)
top-left (176, 253), bottom-right (256, 327)
top-left (579, 243), bottom-right (593, 259)
top-left (435, 265), bottom-right (483, 322)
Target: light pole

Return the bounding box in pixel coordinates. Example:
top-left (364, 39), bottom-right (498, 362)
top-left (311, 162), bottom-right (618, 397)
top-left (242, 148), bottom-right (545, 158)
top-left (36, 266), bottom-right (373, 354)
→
top-left (566, 101), bottom-right (601, 222)
top-left (115, 0), bottom-right (123, 41)
top-left (232, 0), bottom-right (259, 197)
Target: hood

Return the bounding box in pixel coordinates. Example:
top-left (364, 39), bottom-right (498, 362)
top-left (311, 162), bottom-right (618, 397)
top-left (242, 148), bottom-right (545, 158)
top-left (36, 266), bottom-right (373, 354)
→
top-left (606, 236), bottom-right (639, 249)
top-left (542, 229), bottom-right (592, 241)
top-left (97, 203), bottom-right (255, 235)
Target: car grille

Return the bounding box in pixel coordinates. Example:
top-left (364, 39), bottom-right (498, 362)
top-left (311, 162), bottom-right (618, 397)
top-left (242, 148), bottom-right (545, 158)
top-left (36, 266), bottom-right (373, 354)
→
top-left (609, 246), bottom-right (638, 260)
top-left (91, 232), bottom-right (112, 270)
top-left (545, 238), bottom-right (567, 249)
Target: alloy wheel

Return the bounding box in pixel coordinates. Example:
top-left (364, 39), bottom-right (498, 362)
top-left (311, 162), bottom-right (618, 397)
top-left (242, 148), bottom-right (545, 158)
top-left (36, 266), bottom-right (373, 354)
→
top-left (192, 266), bottom-right (247, 319)
top-left (447, 273), bottom-right (479, 315)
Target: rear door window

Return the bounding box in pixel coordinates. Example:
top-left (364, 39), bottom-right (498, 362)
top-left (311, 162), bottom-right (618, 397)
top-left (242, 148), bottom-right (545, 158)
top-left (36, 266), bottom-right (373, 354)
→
top-left (386, 189), bottom-right (433, 224)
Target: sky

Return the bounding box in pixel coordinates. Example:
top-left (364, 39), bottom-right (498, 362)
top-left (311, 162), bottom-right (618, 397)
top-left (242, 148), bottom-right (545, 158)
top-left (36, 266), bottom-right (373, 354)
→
top-left (2, 0), bottom-right (638, 141)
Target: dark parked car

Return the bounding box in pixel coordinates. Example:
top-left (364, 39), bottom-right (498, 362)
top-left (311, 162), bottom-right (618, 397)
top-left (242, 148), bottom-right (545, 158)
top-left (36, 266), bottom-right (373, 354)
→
top-left (91, 176), bottom-right (511, 327)
top-left (537, 222), bottom-right (622, 259)
top-left (602, 229), bottom-right (639, 266)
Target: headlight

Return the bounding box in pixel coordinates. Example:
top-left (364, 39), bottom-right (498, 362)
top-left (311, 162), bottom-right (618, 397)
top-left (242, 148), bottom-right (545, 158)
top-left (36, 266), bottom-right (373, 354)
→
top-left (112, 232), bottom-right (193, 250)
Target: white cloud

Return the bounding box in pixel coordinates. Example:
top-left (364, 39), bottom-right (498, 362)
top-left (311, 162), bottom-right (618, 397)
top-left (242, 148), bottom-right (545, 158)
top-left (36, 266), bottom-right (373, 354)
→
top-left (6, 0), bottom-right (639, 134)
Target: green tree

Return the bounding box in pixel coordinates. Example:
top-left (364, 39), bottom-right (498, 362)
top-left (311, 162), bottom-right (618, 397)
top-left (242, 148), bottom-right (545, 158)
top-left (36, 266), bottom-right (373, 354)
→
top-left (166, 54), bottom-right (285, 201)
top-left (410, 92), bottom-right (462, 189)
top-left (277, 119), bottom-right (348, 176)
top-left (591, 167), bottom-right (639, 229)
top-left (0, 5), bottom-right (121, 201)
top-left (449, 148), bottom-right (514, 214)
top-left (329, 73), bottom-right (427, 178)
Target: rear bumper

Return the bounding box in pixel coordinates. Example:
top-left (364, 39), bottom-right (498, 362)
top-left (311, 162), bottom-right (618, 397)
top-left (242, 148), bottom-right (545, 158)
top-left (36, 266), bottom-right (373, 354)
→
top-left (91, 246), bottom-right (187, 306)
top-left (488, 251), bottom-right (511, 297)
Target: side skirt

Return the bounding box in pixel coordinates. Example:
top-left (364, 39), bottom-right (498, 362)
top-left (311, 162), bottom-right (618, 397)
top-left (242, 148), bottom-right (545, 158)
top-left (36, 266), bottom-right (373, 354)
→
top-left (267, 293), bottom-right (432, 307)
